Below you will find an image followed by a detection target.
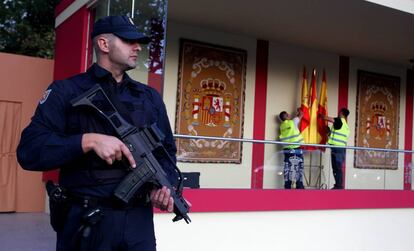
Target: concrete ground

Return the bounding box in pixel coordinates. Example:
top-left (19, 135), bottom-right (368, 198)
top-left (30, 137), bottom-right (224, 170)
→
top-left (0, 212), bottom-right (55, 251)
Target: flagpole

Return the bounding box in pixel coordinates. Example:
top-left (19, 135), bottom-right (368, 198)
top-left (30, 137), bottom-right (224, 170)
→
top-left (318, 150), bottom-right (323, 188)
top-left (309, 151), bottom-right (313, 187)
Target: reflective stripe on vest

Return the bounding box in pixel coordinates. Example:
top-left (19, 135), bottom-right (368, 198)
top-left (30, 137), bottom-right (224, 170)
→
top-left (328, 118), bottom-right (349, 146)
top-left (279, 120), bottom-right (304, 149)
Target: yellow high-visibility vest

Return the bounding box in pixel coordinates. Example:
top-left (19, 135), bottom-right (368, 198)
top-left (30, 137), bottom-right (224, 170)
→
top-left (328, 118), bottom-right (349, 146)
top-left (279, 120), bottom-right (304, 149)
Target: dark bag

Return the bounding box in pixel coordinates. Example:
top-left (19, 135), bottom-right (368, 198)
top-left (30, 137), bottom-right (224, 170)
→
top-left (46, 180), bottom-right (71, 232)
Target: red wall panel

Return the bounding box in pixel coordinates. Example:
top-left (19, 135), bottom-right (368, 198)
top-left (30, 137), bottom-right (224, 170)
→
top-left (44, 6), bottom-right (90, 182)
top-left (251, 40), bottom-right (269, 189)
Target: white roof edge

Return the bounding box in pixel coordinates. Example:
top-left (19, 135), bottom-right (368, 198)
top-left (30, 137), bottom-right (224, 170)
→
top-left (364, 0), bottom-right (414, 15)
top-left (56, 1), bottom-right (414, 29)
top-left (55, 0), bottom-right (91, 28)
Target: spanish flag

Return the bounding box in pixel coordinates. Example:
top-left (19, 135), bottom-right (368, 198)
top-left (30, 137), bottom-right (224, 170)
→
top-left (308, 68), bottom-right (318, 145)
top-left (299, 67), bottom-right (310, 142)
top-left (317, 69), bottom-right (329, 146)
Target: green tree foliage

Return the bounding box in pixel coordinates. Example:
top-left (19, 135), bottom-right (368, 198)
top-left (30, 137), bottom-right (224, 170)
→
top-left (0, 0), bottom-right (60, 59)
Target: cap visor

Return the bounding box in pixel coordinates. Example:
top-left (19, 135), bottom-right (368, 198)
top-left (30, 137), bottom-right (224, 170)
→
top-left (114, 31), bottom-right (151, 44)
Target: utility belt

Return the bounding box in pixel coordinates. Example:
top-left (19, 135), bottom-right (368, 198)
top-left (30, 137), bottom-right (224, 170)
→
top-left (68, 192), bottom-right (150, 209)
top-left (59, 169), bottom-right (129, 187)
top-left (45, 180), bottom-right (150, 233)
top-left (47, 180), bottom-right (150, 210)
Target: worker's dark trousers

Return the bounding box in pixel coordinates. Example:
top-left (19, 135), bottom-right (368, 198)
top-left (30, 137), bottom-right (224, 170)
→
top-left (331, 147), bottom-right (346, 189)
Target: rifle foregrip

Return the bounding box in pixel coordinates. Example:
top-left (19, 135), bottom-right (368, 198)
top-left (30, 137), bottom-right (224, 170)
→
top-left (173, 197), bottom-right (191, 223)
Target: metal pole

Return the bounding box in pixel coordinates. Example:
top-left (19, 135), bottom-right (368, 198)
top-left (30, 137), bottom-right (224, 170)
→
top-left (131, 0), bottom-right (135, 18)
top-left (309, 152), bottom-right (312, 188)
top-left (318, 150), bottom-right (323, 188)
top-left (174, 134), bottom-right (414, 154)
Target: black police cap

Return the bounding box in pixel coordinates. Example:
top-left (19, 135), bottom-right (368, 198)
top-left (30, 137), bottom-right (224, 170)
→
top-left (91, 15), bottom-right (151, 44)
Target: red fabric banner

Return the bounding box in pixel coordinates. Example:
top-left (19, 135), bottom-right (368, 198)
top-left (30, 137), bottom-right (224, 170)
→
top-left (299, 67), bottom-right (310, 141)
top-left (308, 69), bottom-right (318, 146)
top-left (317, 69), bottom-right (328, 147)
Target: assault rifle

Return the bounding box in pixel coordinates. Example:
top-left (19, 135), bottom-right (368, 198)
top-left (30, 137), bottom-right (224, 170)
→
top-left (71, 84), bottom-right (191, 223)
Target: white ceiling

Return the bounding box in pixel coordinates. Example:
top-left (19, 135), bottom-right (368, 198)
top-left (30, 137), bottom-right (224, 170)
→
top-left (168, 0), bottom-right (414, 67)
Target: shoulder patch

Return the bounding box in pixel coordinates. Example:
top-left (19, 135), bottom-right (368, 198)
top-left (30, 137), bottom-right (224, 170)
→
top-left (39, 89), bottom-right (52, 104)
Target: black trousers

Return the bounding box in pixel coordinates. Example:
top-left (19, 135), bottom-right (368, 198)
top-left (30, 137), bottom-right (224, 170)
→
top-left (331, 147), bottom-right (346, 189)
top-left (56, 204), bottom-right (156, 251)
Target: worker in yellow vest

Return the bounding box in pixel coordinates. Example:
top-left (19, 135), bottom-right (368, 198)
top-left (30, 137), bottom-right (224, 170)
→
top-left (278, 109), bottom-right (305, 189)
top-left (322, 108), bottom-right (350, 189)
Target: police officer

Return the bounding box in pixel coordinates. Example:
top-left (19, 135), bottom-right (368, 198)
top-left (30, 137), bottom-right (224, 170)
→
top-left (278, 109), bottom-right (305, 189)
top-left (17, 15), bottom-right (180, 251)
top-left (323, 107), bottom-right (350, 189)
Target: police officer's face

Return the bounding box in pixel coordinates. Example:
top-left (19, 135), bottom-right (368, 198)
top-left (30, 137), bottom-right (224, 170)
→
top-left (109, 36), bottom-right (142, 71)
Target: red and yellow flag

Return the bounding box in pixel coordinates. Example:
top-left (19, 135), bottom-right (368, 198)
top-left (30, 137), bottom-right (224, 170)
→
top-left (317, 70), bottom-right (329, 146)
top-left (308, 68), bottom-right (318, 145)
top-left (299, 67), bottom-right (310, 142)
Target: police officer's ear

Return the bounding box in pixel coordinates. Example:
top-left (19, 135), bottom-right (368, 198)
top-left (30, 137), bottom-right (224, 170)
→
top-left (95, 34), bottom-right (112, 53)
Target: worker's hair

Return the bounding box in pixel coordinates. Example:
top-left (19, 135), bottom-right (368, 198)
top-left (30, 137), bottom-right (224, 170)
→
top-left (279, 111), bottom-right (288, 121)
top-left (340, 108), bottom-right (350, 117)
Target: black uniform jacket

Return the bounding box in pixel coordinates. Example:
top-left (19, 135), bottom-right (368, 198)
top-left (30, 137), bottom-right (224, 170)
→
top-left (17, 64), bottom-right (178, 197)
